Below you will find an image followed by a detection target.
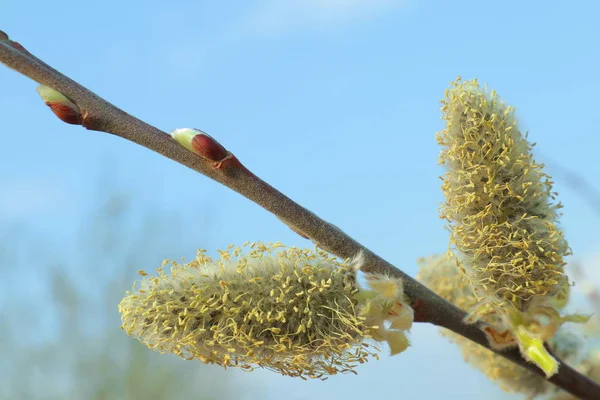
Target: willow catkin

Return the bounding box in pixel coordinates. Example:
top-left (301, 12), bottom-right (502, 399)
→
top-left (437, 77), bottom-right (569, 310)
top-left (119, 243), bottom-right (413, 379)
top-left (433, 78), bottom-right (591, 377)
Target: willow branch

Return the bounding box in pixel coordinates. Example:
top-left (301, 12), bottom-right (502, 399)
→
top-left (1, 32), bottom-right (598, 399)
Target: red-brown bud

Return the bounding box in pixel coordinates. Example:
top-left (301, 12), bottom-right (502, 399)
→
top-left (35, 85), bottom-right (82, 125)
top-left (171, 128), bottom-right (232, 167)
top-left (191, 130), bottom-right (229, 163)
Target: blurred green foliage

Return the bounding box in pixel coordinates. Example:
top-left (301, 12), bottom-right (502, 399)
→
top-left (0, 192), bottom-right (258, 400)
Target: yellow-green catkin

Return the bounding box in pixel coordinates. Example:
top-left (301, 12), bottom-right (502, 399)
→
top-left (437, 77), bottom-right (569, 309)
top-left (417, 254), bottom-right (580, 399)
top-left (435, 78), bottom-right (591, 376)
top-left (118, 243), bottom-right (413, 379)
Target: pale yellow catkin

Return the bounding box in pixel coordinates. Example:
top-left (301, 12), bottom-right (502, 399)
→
top-left (437, 78), bottom-right (569, 310)
top-left (119, 243), bottom-right (413, 379)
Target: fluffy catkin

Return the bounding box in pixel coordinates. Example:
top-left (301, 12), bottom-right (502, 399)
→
top-left (417, 254), bottom-right (579, 398)
top-left (119, 243), bottom-right (412, 379)
top-left (437, 78), bottom-right (569, 310)
top-left (435, 79), bottom-right (591, 378)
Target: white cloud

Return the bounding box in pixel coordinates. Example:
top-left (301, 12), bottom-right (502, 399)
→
top-left (240, 0), bottom-right (406, 37)
top-left (159, 0), bottom-right (408, 78)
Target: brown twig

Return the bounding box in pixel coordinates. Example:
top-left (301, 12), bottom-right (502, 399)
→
top-left (1, 32), bottom-right (598, 399)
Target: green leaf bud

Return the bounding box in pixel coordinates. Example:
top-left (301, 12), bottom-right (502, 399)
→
top-left (35, 85), bottom-right (82, 125)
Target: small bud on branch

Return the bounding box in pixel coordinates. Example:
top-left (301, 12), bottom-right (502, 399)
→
top-left (35, 85), bottom-right (82, 125)
top-left (171, 128), bottom-right (232, 168)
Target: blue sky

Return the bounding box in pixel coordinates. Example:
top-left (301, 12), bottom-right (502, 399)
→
top-left (2, 1), bottom-right (600, 399)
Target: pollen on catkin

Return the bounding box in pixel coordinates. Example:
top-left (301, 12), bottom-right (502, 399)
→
top-left (435, 78), bottom-right (592, 376)
top-left (118, 243), bottom-right (413, 379)
top-left (417, 254), bottom-right (580, 398)
top-left (437, 77), bottom-right (569, 309)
